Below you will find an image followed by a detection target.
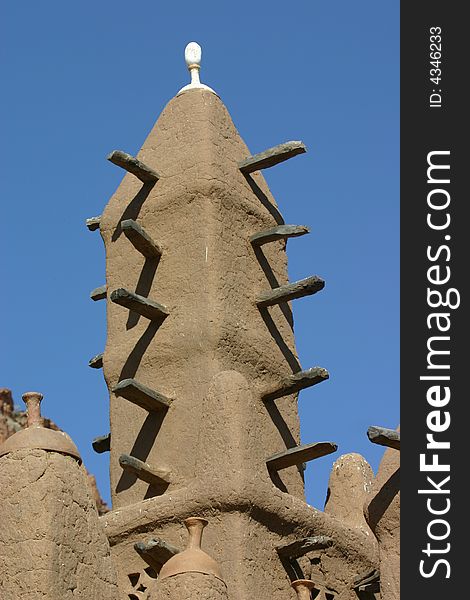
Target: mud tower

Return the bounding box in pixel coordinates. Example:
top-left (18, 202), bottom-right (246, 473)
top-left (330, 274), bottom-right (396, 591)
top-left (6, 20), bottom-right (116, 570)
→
top-left (0, 42), bottom-right (401, 600)
top-left (85, 42), bottom-right (381, 600)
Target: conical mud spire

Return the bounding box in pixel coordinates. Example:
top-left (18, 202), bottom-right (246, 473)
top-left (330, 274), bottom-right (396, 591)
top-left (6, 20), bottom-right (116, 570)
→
top-left (94, 42), bottom-right (329, 510)
top-left (87, 43), bottom-right (379, 600)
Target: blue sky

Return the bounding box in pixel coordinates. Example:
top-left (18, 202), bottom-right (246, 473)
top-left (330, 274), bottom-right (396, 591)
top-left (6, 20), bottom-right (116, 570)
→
top-left (0, 1), bottom-right (399, 508)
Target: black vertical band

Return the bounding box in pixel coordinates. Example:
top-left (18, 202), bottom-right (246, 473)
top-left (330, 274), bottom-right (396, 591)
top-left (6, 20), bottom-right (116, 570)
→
top-left (401, 3), bottom-right (465, 597)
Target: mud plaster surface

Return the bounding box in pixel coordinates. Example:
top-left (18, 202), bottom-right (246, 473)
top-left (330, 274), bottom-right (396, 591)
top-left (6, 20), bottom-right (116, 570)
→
top-left (98, 90), bottom-right (379, 600)
top-left (101, 90), bottom-right (307, 508)
top-left (0, 449), bottom-right (118, 600)
top-left (149, 572), bottom-right (228, 599)
top-left (364, 439), bottom-right (400, 600)
top-left (325, 453), bottom-right (375, 531)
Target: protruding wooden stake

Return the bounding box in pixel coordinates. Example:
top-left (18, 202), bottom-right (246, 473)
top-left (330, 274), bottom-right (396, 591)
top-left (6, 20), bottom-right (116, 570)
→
top-left (277, 536), bottom-right (333, 559)
top-left (90, 285), bottom-right (107, 301)
top-left (134, 538), bottom-right (180, 571)
top-left (367, 426), bottom-right (400, 451)
top-left (88, 353), bottom-right (103, 369)
top-left (110, 288), bottom-right (169, 321)
top-left (86, 215), bottom-right (101, 231)
top-left (250, 225), bottom-right (310, 246)
top-left (266, 442), bottom-right (337, 471)
top-left (239, 141), bottom-right (306, 174)
top-left (257, 276), bottom-right (324, 308)
top-left (353, 569), bottom-right (380, 594)
top-left (92, 433), bottom-right (110, 454)
top-left (107, 150), bottom-right (160, 183)
top-left (113, 378), bottom-right (172, 412)
top-left (119, 454), bottom-right (171, 487)
top-left (262, 367), bottom-right (329, 401)
top-left (358, 582), bottom-right (381, 594)
top-left (121, 219), bottom-right (162, 258)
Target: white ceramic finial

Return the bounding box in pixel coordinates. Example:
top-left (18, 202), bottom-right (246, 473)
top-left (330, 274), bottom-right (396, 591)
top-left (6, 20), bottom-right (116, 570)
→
top-left (185, 42), bottom-right (202, 69)
top-left (177, 41), bottom-right (216, 96)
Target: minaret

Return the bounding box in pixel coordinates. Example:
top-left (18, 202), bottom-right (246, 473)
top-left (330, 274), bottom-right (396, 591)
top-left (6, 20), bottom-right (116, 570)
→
top-left (88, 43), bottom-right (378, 599)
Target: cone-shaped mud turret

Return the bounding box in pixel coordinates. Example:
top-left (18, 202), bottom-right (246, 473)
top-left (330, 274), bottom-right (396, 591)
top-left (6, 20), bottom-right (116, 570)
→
top-left (101, 84), bottom-right (318, 508)
top-left (89, 43), bottom-right (379, 600)
top-left (0, 393), bottom-right (118, 599)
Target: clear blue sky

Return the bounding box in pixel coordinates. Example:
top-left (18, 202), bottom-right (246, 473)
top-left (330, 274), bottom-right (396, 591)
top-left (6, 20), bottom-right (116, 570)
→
top-left (0, 1), bottom-right (399, 508)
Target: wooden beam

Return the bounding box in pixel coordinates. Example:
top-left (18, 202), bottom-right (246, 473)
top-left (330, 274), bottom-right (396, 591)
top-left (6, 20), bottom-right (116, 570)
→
top-left (88, 353), bottom-right (103, 369)
top-left (276, 536), bottom-right (333, 559)
top-left (86, 215), bottom-right (101, 231)
top-left (367, 426), bottom-right (400, 451)
top-left (110, 288), bottom-right (169, 321)
top-left (256, 276), bottom-right (324, 308)
top-left (250, 225), bottom-right (310, 247)
top-left (121, 219), bottom-right (162, 259)
top-left (353, 569), bottom-right (380, 590)
top-left (358, 582), bottom-right (380, 594)
top-left (134, 538), bottom-right (180, 570)
top-left (266, 442), bottom-right (337, 471)
top-left (239, 141), bottom-right (306, 174)
top-left (119, 454), bottom-right (171, 487)
top-left (107, 150), bottom-right (159, 183)
top-left (90, 285), bottom-right (107, 301)
top-left (92, 433), bottom-right (110, 454)
top-left (113, 378), bottom-right (172, 412)
top-left (262, 367), bottom-right (329, 402)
